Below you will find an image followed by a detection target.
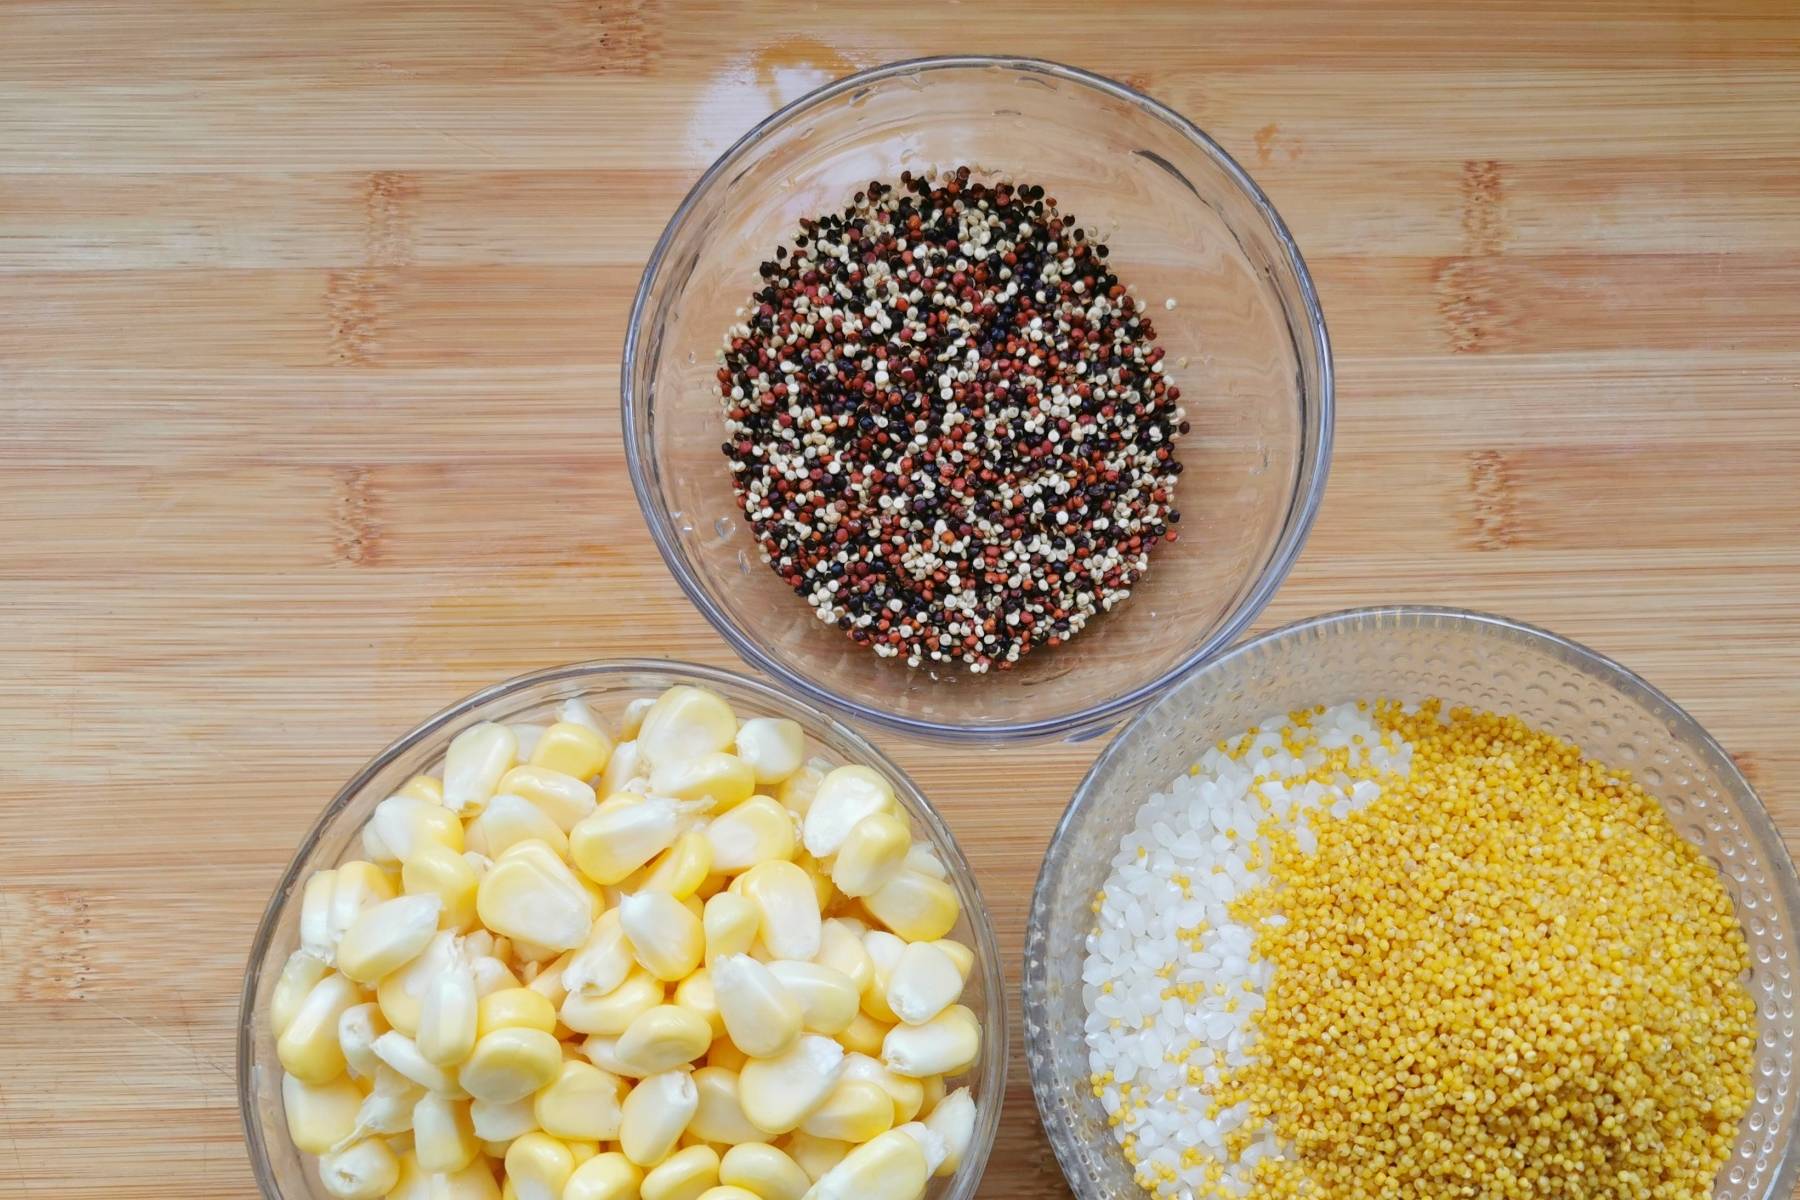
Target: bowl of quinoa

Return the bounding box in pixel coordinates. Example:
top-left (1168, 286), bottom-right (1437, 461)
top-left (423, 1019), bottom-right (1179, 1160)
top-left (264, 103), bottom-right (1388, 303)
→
top-left (623, 56), bottom-right (1331, 743)
top-left (1025, 607), bottom-right (1800, 1200)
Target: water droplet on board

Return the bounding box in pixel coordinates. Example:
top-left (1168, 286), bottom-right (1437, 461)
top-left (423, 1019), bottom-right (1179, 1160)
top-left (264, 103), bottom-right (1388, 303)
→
top-left (715, 516), bottom-right (737, 539)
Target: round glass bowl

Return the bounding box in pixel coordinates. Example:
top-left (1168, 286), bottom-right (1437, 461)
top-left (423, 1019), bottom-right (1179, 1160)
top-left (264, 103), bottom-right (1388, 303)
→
top-left (1025, 606), bottom-right (1800, 1200)
top-left (624, 56), bottom-right (1332, 744)
top-left (239, 659), bottom-right (1006, 1200)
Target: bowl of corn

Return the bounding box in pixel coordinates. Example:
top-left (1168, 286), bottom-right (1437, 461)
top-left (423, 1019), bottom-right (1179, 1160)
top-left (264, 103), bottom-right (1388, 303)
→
top-left (1025, 607), bottom-right (1800, 1200)
top-left (240, 659), bottom-right (1005, 1200)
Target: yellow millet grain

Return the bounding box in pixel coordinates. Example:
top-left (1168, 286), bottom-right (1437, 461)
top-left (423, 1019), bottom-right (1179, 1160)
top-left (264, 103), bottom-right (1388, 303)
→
top-left (1221, 701), bottom-right (1756, 1200)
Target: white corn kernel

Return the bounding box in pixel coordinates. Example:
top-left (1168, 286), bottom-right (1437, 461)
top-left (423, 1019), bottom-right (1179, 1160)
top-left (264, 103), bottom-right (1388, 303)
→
top-left (813, 921), bottom-right (873, 993)
top-left (674, 969), bottom-right (725, 1038)
top-left (562, 968), bottom-right (663, 1037)
top-left (861, 871), bottom-right (959, 944)
top-left (377, 930), bottom-right (461, 1037)
top-left (642, 1144), bottom-right (720, 1200)
top-left (344, 1067), bottom-right (424, 1142)
top-left (373, 1030), bottom-right (464, 1096)
top-left (599, 738), bottom-right (648, 796)
top-left (689, 1067), bottom-right (764, 1146)
top-left (444, 722), bottom-right (518, 817)
top-left (278, 971), bottom-right (365, 1084)
top-left (465, 793), bottom-right (569, 861)
top-left (318, 1137), bottom-right (401, 1199)
top-left (828, 814), bottom-right (910, 899)
top-left (621, 1070), bottom-right (700, 1167)
top-left (471, 1094), bottom-right (539, 1142)
top-left (892, 1121), bottom-right (947, 1176)
top-left (719, 1142), bottom-right (811, 1200)
top-left (782, 1132), bottom-right (848, 1183)
top-left (565, 1151), bottom-right (644, 1200)
top-left (922, 1087), bottom-right (974, 1176)
top-left (651, 752), bottom-right (756, 812)
top-left (499, 765), bottom-right (598, 832)
top-left (559, 696), bottom-right (609, 735)
top-left (738, 1035), bottom-right (845, 1135)
top-left (617, 1004), bottom-right (714, 1075)
top-left (705, 795), bottom-right (797, 872)
top-left (387, 1152), bottom-right (500, 1200)
top-left (884, 942), bottom-right (963, 1026)
top-left (282, 1072), bottom-right (363, 1154)
top-left (535, 1059), bottom-right (625, 1141)
top-left (618, 697), bottom-right (654, 739)
top-left (734, 718), bottom-right (806, 786)
top-left (766, 962), bottom-right (859, 1036)
top-left (509, 723), bottom-right (547, 762)
top-left (926, 939), bottom-right (973, 981)
top-left (798, 1078), bottom-right (893, 1143)
top-left (413, 1093), bottom-right (480, 1172)
top-left (801, 767), bottom-right (895, 858)
top-left (272, 950), bottom-right (332, 1037)
top-left (365, 795), bottom-right (465, 866)
top-left (336, 894), bottom-right (443, 985)
top-left (711, 954), bottom-right (803, 1058)
top-left (570, 795), bottom-right (684, 885)
top-left (563, 908), bottom-right (633, 997)
top-left (620, 890), bottom-right (704, 982)
top-left (901, 844), bottom-right (946, 880)
top-left (339, 1002), bottom-right (389, 1079)
top-left (879, 1005), bottom-right (979, 1079)
top-left (418, 961), bottom-right (480, 1067)
top-left (738, 861), bottom-right (821, 962)
top-left (704, 893), bottom-right (759, 964)
top-left (580, 1034), bottom-right (635, 1077)
top-left (476, 840), bottom-right (594, 952)
top-left (299, 869), bottom-right (341, 963)
top-left (775, 765), bottom-right (825, 819)
top-left (328, 862), bottom-right (400, 959)
top-left (801, 1129), bottom-right (927, 1200)
top-left (639, 686), bottom-right (737, 768)
top-left (839, 1054), bottom-right (923, 1125)
top-left (403, 844), bottom-right (482, 932)
top-left (860, 932), bottom-right (904, 1024)
top-left (507, 1131), bottom-right (578, 1200)
top-left (469, 955), bottom-right (516, 997)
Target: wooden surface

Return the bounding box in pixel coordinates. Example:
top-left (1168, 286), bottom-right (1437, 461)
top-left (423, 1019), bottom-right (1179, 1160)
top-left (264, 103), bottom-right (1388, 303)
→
top-left (3, 1), bottom-right (1799, 1195)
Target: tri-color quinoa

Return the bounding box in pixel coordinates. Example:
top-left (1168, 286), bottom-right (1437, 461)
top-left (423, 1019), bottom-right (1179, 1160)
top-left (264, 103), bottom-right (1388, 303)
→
top-left (716, 170), bottom-right (1184, 672)
top-left (1084, 702), bottom-right (1755, 1200)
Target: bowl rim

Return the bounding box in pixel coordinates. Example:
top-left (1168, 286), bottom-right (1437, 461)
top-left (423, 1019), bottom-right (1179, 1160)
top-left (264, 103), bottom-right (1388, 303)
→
top-left (622, 53), bottom-right (1335, 745)
top-left (1023, 603), bottom-right (1800, 1200)
top-left (238, 657), bottom-right (1008, 1200)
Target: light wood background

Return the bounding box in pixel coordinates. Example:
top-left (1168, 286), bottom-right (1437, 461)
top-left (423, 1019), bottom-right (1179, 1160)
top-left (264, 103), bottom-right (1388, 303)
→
top-left (3, 1), bottom-right (1798, 1195)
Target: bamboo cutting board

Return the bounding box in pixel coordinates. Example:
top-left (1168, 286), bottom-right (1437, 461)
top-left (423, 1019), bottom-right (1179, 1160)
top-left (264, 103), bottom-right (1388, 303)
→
top-left (2, 2), bottom-right (1799, 1195)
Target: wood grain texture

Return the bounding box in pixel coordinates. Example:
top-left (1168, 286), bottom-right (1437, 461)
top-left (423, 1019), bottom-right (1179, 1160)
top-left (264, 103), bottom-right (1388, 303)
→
top-left (2, 1), bottom-right (1798, 1195)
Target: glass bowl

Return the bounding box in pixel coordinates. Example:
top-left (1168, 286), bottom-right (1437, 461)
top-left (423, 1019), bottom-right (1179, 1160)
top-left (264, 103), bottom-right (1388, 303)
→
top-left (1025, 606), bottom-right (1800, 1200)
top-left (623, 56), bottom-right (1332, 744)
top-left (239, 659), bottom-right (1007, 1200)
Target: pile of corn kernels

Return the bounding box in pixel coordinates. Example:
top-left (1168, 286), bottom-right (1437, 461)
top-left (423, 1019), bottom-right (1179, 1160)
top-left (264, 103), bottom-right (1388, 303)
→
top-left (1086, 700), bottom-right (1755, 1200)
top-left (270, 684), bottom-right (980, 1200)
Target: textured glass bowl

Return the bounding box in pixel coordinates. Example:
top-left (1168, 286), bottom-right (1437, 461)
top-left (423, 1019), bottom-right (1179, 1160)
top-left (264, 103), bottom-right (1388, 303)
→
top-left (239, 660), bottom-right (1006, 1200)
top-left (623, 55), bottom-right (1332, 744)
top-left (1025, 606), bottom-right (1800, 1199)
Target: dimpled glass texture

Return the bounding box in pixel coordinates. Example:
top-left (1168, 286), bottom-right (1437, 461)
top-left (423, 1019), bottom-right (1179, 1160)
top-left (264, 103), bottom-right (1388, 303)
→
top-left (1025, 607), bottom-right (1800, 1200)
top-left (624, 56), bottom-right (1331, 744)
top-left (240, 660), bottom-right (1005, 1200)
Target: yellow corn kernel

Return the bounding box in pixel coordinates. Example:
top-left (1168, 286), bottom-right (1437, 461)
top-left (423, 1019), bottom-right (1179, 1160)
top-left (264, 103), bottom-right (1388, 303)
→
top-left (837, 1012), bottom-right (892, 1060)
top-left (902, 844), bottom-right (946, 880)
top-left (339, 1001), bottom-right (388, 1079)
top-left (774, 765), bottom-right (824, 820)
top-left (476, 840), bottom-right (594, 953)
top-left (465, 794), bottom-right (569, 861)
top-left (652, 752), bottom-right (756, 813)
top-left (674, 969), bottom-right (726, 1039)
top-left (764, 961), bottom-right (857, 1036)
top-left (635, 831), bottom-right (713, 901)
top-left (377, 930), bottom-right (461, 1037)
top-left (365, 795), bottom-right (465, 867)
top-left (707, 1037), bottom-right (750, 1073)
top-left (502, 1131), bottom-right (575, 1200)
top-left (568, 1139), bottom-right (601, 1166)
top-left (560, 907), bottom-right (629, 993)
top-left (444, 722), bottom-right (519, 817)
top-left (694, 1188), bottom-right (759, 1200)
top-left (534, 1059), bottom-right (625, 1141)
top-left (829, 814), bottom-right (910, 899)
top-left (402, 844), bottom-right (481, 932)
top-left (532, 721), bottom-right (613, 781)
top-left (621, 1070), bottom-right (701, 1167)
top-left (795, 853), bottom-right (836, 913)
top-left (557, 696), bottom-right (611, 737)
top-left (459, 1027), bottom-right (562, 1104)
top-left (281, 1072), bottom-right (362, 1154)
top-left (738, 862), bottom-right (821, 962)
top-left (414, 1093), bottom-right (480, 1172)
top-left (798, 1078), bottom-right (894, 1143)
top-left (801, 767), bottom-right (895, 858)
top-left (808, 1129), bottom-right (926, 1200)
top-left (599, 737), bottom-right (647, 796)
top-left (718, 1142), bottom-right (809, 1200)
top-left (707, 954), bottom-right (799, 1058)
top-left (639, 686), bottom-right (737, 768)
top-left (565, 1151), bottom-right (644, 1200)
top-left (738, 1035), bottom-right (845, 1136)
top-left (880, 1005), bottom-right (978, 1079)
top-left (840, 1054), bottom-right (923, 1125)
top-left (335, 894), bottom-right (442, 985)
top-left (318, 1137), bottom-right (401, 1199)
top-left (398, 775), bottom-right (445, 805)
top-left (918, 1074), bottom-right (946, 1116)
top-left (705, 795), bottom-right (797, 874)
top-left (272, 950), bottom-right (333, 1037)
top-left (884, 942), bottom-right (963, 1027)
top-left (703, 893), bottom-right (759, 965)
top-left (642, 1144), bottom-right (720, 1200)
top-left (862, 871), bottom-right (959, 944)
top-left (521, 947), bottom-right (572, 1009)
top-left (734, 718), bottom-right (806, 786)
top-left (923, 1087), bottom-right (973, 1177)
top-left (617, 1005), bottom-right (715, 1075)
top-left (278, 971), bottom-right (365, 1084)
top-left (780, 1131), bottom-right (848, 1183)
top-left (561, 968), bottom-right (663, 1036)
top-left (814, 921), bottom-right (873, 993)
top-left (926, 939), bottom-right (973, 982)
top-left (690, 1066), bottom-right (764, 1146)
top-left (891, 1122), bottom-right (947, 1176)
top-left (499, 765), bottom-right (598, 833)
top-left (580, 1034), bottom-right (634, 1077)
top-left (570, 796), bottom-right (684, 886)
top-left (471, 1095), bottom-right (539, 1142)
top-left (476, 987), bottom-right (557, 1039)
top-left (388, 1152), bottom-right (500, 1200)
top-left (418, 962), bottom-right (480, 1067)
top-left (620, 890), bottom-right (705, 982)
top-left (299, 865), bottom-right (378, 965)
top-left (859, 933), bottom-right (903, 1025)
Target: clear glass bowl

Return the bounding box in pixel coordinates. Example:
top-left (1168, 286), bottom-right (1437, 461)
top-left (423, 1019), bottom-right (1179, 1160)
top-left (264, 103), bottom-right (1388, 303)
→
top-left (623, 56), bottom-right (1332, 744)
top-left (1025, 606), bottom-right (1800, 1200)
top-left (239, 660), bottom-right (1006, 1199)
